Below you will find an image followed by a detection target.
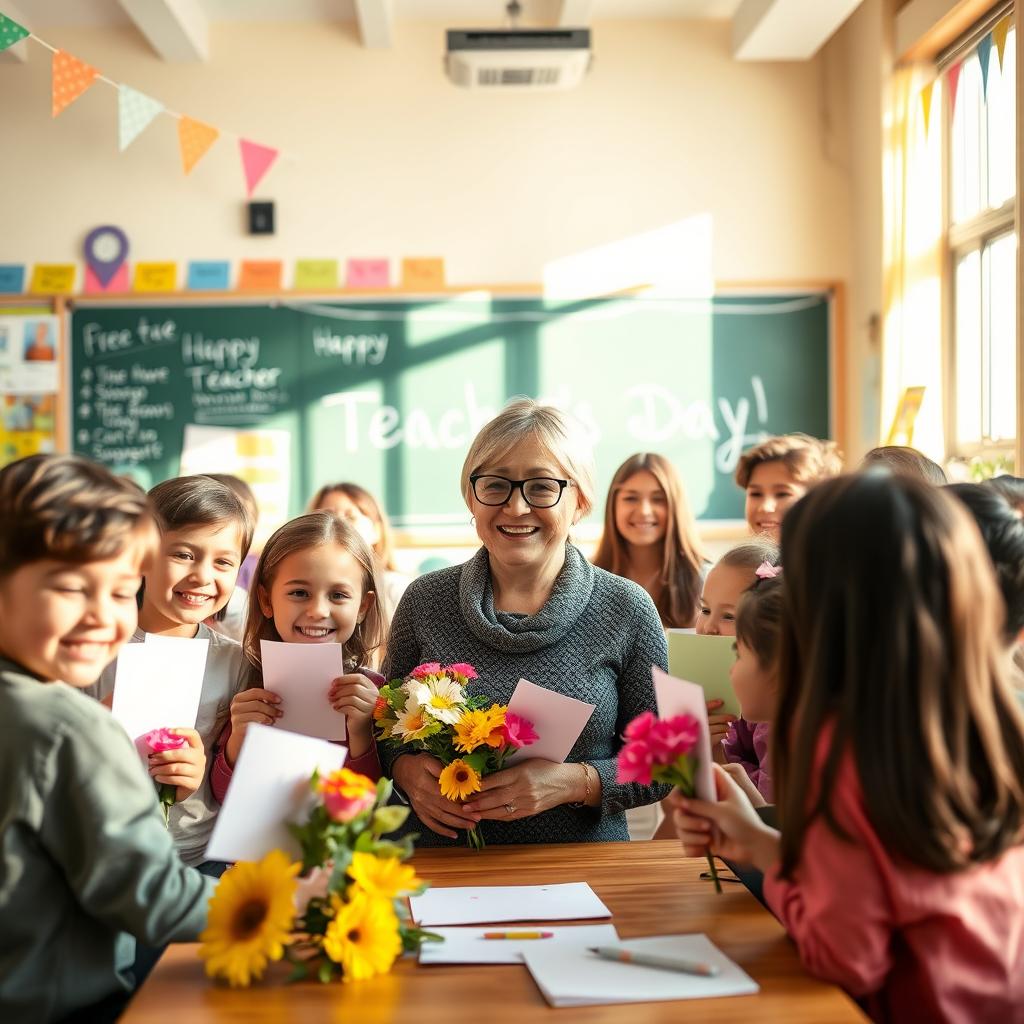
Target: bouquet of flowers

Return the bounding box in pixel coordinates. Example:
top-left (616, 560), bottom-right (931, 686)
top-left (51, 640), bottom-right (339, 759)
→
top-left (199, 769), bottom-right (436, 988)
top-left (616, 711), bottom-right (722, 893)
top-left (374, 662), bottom-right (537, 848)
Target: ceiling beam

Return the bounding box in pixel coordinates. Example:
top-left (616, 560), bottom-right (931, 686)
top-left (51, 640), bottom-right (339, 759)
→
top-left (558, 0), bottom-right (594, 26)
top-left (733, 0), bottom-right (865, 61)
top-left (0, 1), bottom-right (31, 63)
top-left (117, 0), bottom-right (209, 62)
top-left (354, 0), bottom-right (394, 49)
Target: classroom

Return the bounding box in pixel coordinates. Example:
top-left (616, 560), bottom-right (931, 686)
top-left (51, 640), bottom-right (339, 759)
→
top-left (0, 1), bottom-right (1022, 1022)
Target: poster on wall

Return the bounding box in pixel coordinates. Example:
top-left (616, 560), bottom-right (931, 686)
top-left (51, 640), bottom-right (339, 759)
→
top-left (0, 311), bottom-right (59, 468)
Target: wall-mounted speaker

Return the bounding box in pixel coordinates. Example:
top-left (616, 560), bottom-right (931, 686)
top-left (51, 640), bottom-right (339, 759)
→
top-left (247, 201), bottom-right (275, 235)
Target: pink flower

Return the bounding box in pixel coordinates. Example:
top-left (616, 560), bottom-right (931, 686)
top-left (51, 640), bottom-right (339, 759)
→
top-left (623, 710), bottom-right (658, 745)
top-left (648, 714), bottom-right (700, 764)
top-left (319, 768), bottom-right (377, 823)
top-left (446, 663), bottom-right (478, 681)
top-left (410, 662), bottom-right (442, 680)
top-left (499, 712), bottom-right (538, 749)
top-left (143, 728), bottom-right (187, 753)
top-left (616, 739), bottom-right (655, 785)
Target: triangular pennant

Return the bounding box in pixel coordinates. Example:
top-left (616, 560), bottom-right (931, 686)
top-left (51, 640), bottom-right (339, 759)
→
top-left (0, 13), bottom-right (29, 53)
top-left (239, 139), bottom-right (279, 197)
top-left (947, 61), bottom-right (963, 119)
top-left (978, 34), bottom-right (993, 100)
top-left (118, 85), bottom-right (164, 152)
top-left (52, 50), bottom-right (99, 118)
top-left (920, 81), bottom-right (935, 136)
top-left (994, 15), bottom-right (1011, 70)
top-left (177, 115), bottom-right (219, 174)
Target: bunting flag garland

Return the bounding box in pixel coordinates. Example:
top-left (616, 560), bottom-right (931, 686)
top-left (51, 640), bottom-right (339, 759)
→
top-left (0, 12), bottom-right (27, 52)
top-left (51, 49), bottom-right (99, 118)
top-left (977, 33), bottom-right (993, 100)
top-left (920, 81), bottom-right (935, 137)
top-left (993, 15), bottom-right (1011, 70)
top-left (947, 61), bottom-right (963, 120)
top-left (239, 139), bottom-right (279, 197)
top-left (178, 116), bottom-right (220, 175)
top-left (118, 85), bottom-right (164, 151)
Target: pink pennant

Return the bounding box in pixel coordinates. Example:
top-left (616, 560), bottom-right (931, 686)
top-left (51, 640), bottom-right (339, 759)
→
top-left (947, 61), bottom-right (963, 119)
top-left (239, 139), bottom-right (278, 197)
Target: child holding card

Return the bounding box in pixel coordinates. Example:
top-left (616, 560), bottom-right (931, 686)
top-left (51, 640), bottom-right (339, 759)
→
top-left (89, 475), bottom-right (253, 872)
top-left (211, 511), bottom-right (389, 797)
top-left (0, 455), bottom-right (213, 1023)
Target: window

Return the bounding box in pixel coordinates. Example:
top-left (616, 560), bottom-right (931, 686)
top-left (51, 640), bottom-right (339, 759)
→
top-left (947, 12), bottom-right (1017, 452)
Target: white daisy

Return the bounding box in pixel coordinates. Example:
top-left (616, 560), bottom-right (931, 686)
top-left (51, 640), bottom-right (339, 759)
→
top-left (409, 679), bottom-right (466, 725)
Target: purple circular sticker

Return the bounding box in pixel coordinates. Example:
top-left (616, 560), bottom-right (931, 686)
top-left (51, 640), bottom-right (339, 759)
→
top-left (84, 225), bottom-right (129, 287)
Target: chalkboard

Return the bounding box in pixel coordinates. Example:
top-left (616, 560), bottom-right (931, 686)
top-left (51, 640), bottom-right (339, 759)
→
top-left (69, 294), bottom-right (831, 526)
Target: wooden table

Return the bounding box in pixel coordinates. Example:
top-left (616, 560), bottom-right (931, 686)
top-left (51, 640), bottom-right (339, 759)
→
top-left (124, 841), bottom-right (866, 1023)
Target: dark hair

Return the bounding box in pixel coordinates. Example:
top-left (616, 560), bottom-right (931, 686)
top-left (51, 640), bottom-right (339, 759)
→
top-left (148, 475), bottom-right (254, 561)
top-left (735, 575), bottom-right (784, 669)
top-left (861, 446), bottom-right (947, 484)
top-left (986, 475), bottom-right (1024, 516)
top-left (242, 512), bottom-right (388, 687)
top-left (592, 453), bottom-right (707, 628)
top-left (204, 473), bottom-right (258, 520)
top-left (0, 454), bottom-right (151, 577)
top-left (946, 483), bottom-right (1024, 642)
top-left (308, 481), bottom-right (396, 572)
top-left (735, 433), bottom-right (843, 489)
top-left (774, 473), bottom-right (1024, 877)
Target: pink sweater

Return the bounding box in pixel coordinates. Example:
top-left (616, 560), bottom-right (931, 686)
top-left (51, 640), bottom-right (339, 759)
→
top-left (210, 667), bottom-right (385, 802)
top-left (763, 745), bottom-right (1024, 1023)
top-left (722, 718), bottom-right (773, 802)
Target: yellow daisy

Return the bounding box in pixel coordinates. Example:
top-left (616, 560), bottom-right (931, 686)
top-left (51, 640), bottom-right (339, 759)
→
top-left (322, 890), bottom-right (402, 982)
top-left (453, 706), bottom-right (506, 753)
top-left (199, 849), bottom-right (300, 988)
top-left (347, 851), bottom-right (421, 900)
top-left (439, 758), bottom-right (482, 801)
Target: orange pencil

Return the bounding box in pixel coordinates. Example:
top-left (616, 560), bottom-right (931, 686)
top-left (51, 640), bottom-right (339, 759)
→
top-left (482, 931), bottom-right (554, 940)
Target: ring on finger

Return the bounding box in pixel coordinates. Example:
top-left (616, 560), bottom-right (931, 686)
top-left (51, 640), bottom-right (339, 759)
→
top-left (504, 802), bottom-right (516, 814)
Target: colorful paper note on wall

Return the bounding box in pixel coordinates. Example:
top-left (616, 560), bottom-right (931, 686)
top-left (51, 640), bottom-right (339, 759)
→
top-left (29, 264), bottom-right (75, 294)
top-left (238, 260), bottom-right (282, 292)
top-left (294, 259), bottom-right (339, 290)
top-left (178, 116), bottom-right (219, 174)
top-left (347, 259), bottom-right (390, 288)
top-left (84, 263), bottom-right (130, 294)
top-left (52, 50), bottom-right (98, 118)
top-left (187, 261), bottom-right (230, 291)
top-left (401, 258), bottom-right (445, 291)
top-left (133, 262), bottom-right (177, 292)
top-left (0, 266), bottom-right (25, 294)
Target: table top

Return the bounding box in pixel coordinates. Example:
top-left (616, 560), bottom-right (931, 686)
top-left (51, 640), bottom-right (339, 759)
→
top-left (123, 841), bottom-right (866, 1023)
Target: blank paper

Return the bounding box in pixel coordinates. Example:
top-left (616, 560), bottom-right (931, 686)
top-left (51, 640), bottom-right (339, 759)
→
top-left (409, 882), bottom-right (612, 927)
top-left (260, 639), bottom-right (347, 741)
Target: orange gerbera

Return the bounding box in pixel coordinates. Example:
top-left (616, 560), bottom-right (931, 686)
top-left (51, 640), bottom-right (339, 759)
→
top-left (438, 759), bottom-right (482, 801)
top-left (453, 706), bottom-right (506, 753)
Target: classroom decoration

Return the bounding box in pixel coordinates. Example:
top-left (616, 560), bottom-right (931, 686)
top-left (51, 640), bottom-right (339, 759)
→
top-left (3, 13), bottom-right (285, 194)
top-left (947, 61), bottom-right (963, 119)
top-left (401, 257), bottom-right (446, 291)
top-left (238, 260), bottom-right (283, 291)
top-left (198, 770), bottom-right (433, 987)
top-left (0, 266), bottom-right (25, 294)
top-left (294, 259), bottom-right (340, 290)
top-left (29, 263), bottom-right (75, 294)
top-left (186, 260), bottom-right (231, 291)
top-left (375, 662), bottom-right (537, 849)
top-left (133, 262), bottom-right (178, 292)
top-left (920, 81), bottom-right (935, 137)
top-left (0, 309), bottom-right (59, 469)
top-left (994, 15), bottom-right (1011, 69)
top-left (978, 33), bottom-right (994, 99)
top-left (347, 258), bottom-right (390, 288)
top-left (83, 225), bottom-right (129, 287)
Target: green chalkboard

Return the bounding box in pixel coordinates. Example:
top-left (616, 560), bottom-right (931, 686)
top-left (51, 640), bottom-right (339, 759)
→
top-left (70, 294), bottom-right (831, 525)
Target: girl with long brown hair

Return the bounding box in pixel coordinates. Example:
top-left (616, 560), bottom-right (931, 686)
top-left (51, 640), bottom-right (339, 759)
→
top-left (592, 453), bottom-right (707, 628)
top-left (668, 473), bottom-right (1024, 1020)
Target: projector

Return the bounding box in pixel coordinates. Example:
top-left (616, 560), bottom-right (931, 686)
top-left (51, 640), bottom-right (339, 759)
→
top-left (445, 29), bottom-right (592, 91)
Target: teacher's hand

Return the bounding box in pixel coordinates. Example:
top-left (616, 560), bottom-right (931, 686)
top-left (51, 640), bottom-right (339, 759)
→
top-left (462, 759), bottom-right (577, 821)
top-left (392, 753), bottom-right (481, 841)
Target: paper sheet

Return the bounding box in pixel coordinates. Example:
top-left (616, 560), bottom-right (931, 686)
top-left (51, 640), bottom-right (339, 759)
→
top-left (522, 934), bottom-right (760, 1006)
top-left (109, 635), bottom-right (209, 759)
top-left (419, 924), bottom-right (620, 965)
top-left (260, 639), bottom-right (347, 741)
top-left (205, 724), bottom-right (347, 863)
top-left (666, 631), bottom-right (741, 717)
top-left (505, 678), bottom-right (595, 764)
top-left (652, 667), bottom-right (716, 802)
top-left (409, 882), bottom-right (612, 927)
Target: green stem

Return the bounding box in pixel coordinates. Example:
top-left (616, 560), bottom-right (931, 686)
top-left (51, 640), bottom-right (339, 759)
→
top-left (705, 852), bottom-right (723, 894)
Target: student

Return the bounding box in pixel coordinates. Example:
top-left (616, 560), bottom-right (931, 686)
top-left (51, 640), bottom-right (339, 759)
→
top-left (90, 475), bottom-right (253, 873)
top-left (986, 474), bottom-right (1024, 516)
top-left (211, 511), bottom-right (389, 798)
top-left (670, 474), bottom-right (1024, 1021)
top-left (204, 473), bottom-right (258, 642)
top-left (735, 433), bottom-right (842, 541)
top-left (592, 452), bottom-right (708, 629)
top-left (309, 481), bottom-right (411, 618)
top-left (0, 455), bottom-right (212, 1024)
top-left (860, 445), bottom-right (947, 484)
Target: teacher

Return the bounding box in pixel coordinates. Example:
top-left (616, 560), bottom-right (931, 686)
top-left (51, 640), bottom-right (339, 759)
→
top-left (384, 398), bottom-right (669, 846)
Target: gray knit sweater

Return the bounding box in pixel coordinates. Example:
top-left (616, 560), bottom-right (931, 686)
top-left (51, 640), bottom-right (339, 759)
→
top-left (381, 543), bottom-right (670, 846)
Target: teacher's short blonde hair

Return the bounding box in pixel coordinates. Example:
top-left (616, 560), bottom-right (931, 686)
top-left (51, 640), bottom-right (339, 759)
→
top-left (460, 398), bottom-right (596, 518)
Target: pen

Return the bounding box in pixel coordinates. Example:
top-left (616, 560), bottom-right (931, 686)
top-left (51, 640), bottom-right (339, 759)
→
top-left (587, 946), bottom-right (720, 977)
top-left (482, 931), bottom-right (554, 940)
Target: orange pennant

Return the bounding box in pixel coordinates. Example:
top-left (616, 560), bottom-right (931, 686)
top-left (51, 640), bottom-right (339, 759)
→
top-left (52, 50), bottom-right (99, 118)
top-left (177, 116), bottom-right (219, 174)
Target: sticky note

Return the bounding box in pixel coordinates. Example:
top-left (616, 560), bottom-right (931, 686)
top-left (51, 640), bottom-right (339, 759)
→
top-left (347, 258), bottom-right (390, 288)
top-left (187, 260), bottom-right (230, 291)
top-left (84, 263), bottom-right (129, 294)
top-left (294, 259), bottom-right (339, 290)
top-left (401, 257), bottom-right (445, 291)
top-left (0, 265), bottom-right (25, 293)
top-left (133, 262), bottom-right (177, 292)
top-left (238, 260), bottom-right (283, 291)
top-left (29, 264), bottom-right (76, 294)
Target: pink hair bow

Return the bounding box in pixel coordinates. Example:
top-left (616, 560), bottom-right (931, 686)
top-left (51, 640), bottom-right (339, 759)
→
top-left (755, 561), bottom-right (781, 580)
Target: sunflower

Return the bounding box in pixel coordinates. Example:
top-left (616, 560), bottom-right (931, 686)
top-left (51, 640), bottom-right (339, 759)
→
top-left (199, 849), bottom-right (300, 988)
top-left (453, 706), bottom-right (506, 752)
top-left (439, 758), bottom-right (482, 801)
top-left (347, 851), bottom-right (422, 900)
top-left (322, 890), bottom-right (402, 982)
